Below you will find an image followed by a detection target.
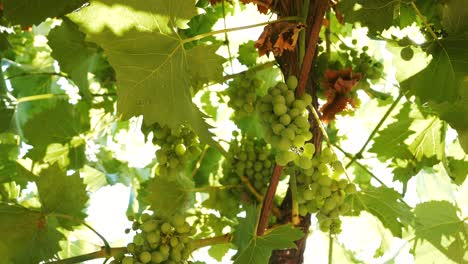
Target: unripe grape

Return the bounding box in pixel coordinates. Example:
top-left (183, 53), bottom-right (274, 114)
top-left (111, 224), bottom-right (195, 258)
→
top-left (400, 46), bottom-right (414, 61)
top-left (303, 189), bottom-right (314, 200)
top-left (275, 151), bottom-right (296, 166)
top-left (345, 184), bottom-right (357, 194)
top-left (141, 220), bottom-right (158, 232)
top-left (161, 222), bottom-right (172, 234)
top-left (170, 237), bottom-right (179, 247)
top-left (159, 245), bottom-right (170, 256)
top-left (174, 143), bottom-right (186, 156)
top-left (139, 251), bottom-right (152, 263)
top-left (297, 156), bottom-right (312, 170)
top-left (318, 175), bottom-right (332, 186)
top-left (273, 104), bottom-right (288, 116)
top-left (151, 251), bottom-right (164, 263)
top-left (133, 234), bottom-right (145, 246)
top-left (286, 76), bottom-right (298, 90)
top-left (279, 114), bottom-right (291, 125)
top-left (172, 214), bottom-right (185, 227)
top-left (122, 256), bottom-right (134, 264)
top-left (146, 231), bottom-right (160, 244)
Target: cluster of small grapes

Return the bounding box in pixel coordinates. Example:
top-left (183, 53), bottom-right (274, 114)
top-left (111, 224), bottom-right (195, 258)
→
top-left (111, 214), bottom-right (194, 264)
top-left (340, 39), bottom-right (384, 81)
top-left (221, 131), bottom-right (274, 194)
top-left (224, 70), bottom-right (263, 118)
top-left (295, 147), bottom-right (356, 234)
top-left (257, 76), bottom-right (313, 163)
top-left (150, 123), bottom-right (201, 176)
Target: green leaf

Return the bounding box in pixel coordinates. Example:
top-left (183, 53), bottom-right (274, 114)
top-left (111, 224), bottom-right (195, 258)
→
top-left (187, 44), bottom-right (226, 88)
top-left (408, 117), bottom-right (445, 161)
top-left (0, 204), bottom-right (64, 263)
top-left (69, 0), bottom-right (197, 35)
top-left (192, 147), bottom-right (222, 187)
top-left (238, 41), bottom-right (258, 66)
top-left (208, 244), bottom-right (231, 262)
top-left (414, 201), bottom-right (468, 263)
top-left (234, 224), bottom-right (304, 264)
top-left (36, 164), bottom-right (89, 229)
top-left (350, 186), bottom-right (413, 237)
top-left (338, 0), bottom-right (398, 35)
top-left (3, 0), bottom-right (87, 27)
top-left (441, 0), bottom-right (468, 34)
top-left (447, 157), bottom-right (468, 185)
top-left (142, 174), bottom-right (195, 218)
top-left (47, 17), bottom-right (96, 98)
top-left (401, 35), bottom-right (468, 149)
top-left (232, 205), bottom-right (304, 264)
top-left (21, 100), bottom-right (90, 160)
top-left (0, 108), bottom-right (14, 133)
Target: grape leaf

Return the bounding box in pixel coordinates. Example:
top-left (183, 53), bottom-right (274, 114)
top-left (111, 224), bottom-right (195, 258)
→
top-left (350, 186), bottom-right (413, 237)
top-left (69, 0), bottom-right (197, 35)
top-left (3, 0), bottom-right (87, 27)
top-left (208, 244), bottom-right (231, 262)
top-left (441, 0), bottom-right (468, 35)
top-left (21, 100), bottom-right (90, 160)
top-left (0, 204), bottom-right (64, 263)
top-left (232, 205), bottom-right (304, 264)
top-left (0, 108), bottom-right (14, 133)
top-left (47, 17), bottom-right (96, 98)
top-left (192, 147), bottom-right (222, 187)
top-left (36, 164), bottom-right (89, 230)
top-left (187, 44), bottom-right (226, 88)
top-left (414, 201), bottom-right (468, 263)
top-left (446, 158), bottom-right (468, 185)
top-left (234, 224), bottom-right (304, 264)
top-left (143, 174), bottom-right (195, 218)
top-left (338, 0), bottom-right (398, 35)
top-left (401, 35), bottom-right (468, 151)
top-left (238, 41), bottom-right (258, 66)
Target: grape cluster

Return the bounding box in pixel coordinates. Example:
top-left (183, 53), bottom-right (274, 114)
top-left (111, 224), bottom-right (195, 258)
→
top-left (111, 213), bottom-right (194, 264)
top-left (295, 147), bottom-right (356, 234)
top-left (224, 71), bottom-right (263, 118)
top-left (221, 132), bottom-right (274, 194)
top-left (257, 76), bottom-right (313, 164)
top-left (151, 123), bottom-right (201, 176)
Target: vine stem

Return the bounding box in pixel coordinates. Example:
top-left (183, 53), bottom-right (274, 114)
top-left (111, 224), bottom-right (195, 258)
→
top-left (345, 92), bottom-right (404, 169)
top-left (296, 0), bottom-right (328, 96)
top-left (16, 93), bottom-right (67, 103)
top-left (256, 164), bottom-right (283, 236)
top-left (240, 175), bottom-right (283, 219)
top-left (188, 184), bottom-right (242, 192)
top-left (191, 145), bottom-right (209, 178)
top-left (192, 233), bottom-right (233, 250)
top-left (45, 247), bottom-right (127, 264)
top-left (182, 16), bottom-right (301, 44)
top-left (328, 231), bottom-right (333, 264)
top-left (289, 169), bottom-right (300, 225)
top-left (409, 2), bottom-right (439, 43)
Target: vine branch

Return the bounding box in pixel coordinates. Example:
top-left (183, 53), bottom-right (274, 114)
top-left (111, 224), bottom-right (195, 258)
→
top-left (192, 233), bottom-right (233, 250)
top-left (256, 164), bottom-right (283, 236)
top-left (45, 247), bottom-right (127, 264)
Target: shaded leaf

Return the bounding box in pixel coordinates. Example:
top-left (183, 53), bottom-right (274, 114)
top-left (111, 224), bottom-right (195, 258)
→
top-left (350, 186), bottom-right (413, 237)
top-left (3, 0), bottom-right (87, 27)
top-left (0, 204), bottom-right (64, 263)
top-left (414, 201), bottom-right (468, 263)
top-left (48, 17), bottom-right (96, 98)
top-left (143, 174), bottom-right (195, 218)
top-left (36, 164), bottom-right (89, 230)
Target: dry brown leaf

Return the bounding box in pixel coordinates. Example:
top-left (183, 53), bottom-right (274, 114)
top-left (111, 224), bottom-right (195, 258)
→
top-left (320, 68), bottom-right (362, 122)
top-left (240, 0), bottom-right (273, 14)
top-left (255, 22), bottom-right (305, 57)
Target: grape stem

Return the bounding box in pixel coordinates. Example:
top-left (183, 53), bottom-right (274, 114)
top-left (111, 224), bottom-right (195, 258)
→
top-left (191, 145), bottom-right (209, 178)
top-left (222, 61), bottom-right (277, 82)
top-left (44, 247), bottom-right (127, 264)
top-left (296, 0), bottom-right (328, 96)
top-left (256, 164), bottom-right (283, 236)
top-left (289, 169), bottom-right (301, 225)
top-left (192, 233), bottom-right (233, 250)
top-left (328, 231), bottom-right (334, 264)
top-left (240, 175), bottom-right (283, 219)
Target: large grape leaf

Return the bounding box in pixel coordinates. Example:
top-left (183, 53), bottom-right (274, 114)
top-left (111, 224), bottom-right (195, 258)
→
top-left (338, 0), bottom-right (398, 35)
top-left (414, 201), bottom-right (468, 263)
top-left (70, 0), bottom-right (225, 148)
top-left (20, 100), bottom-right (90, 160)
top-left (3, 0), bottom-right (87, 27)
top-left (142, 174), bottom-right (195, 218)
top-left (69, 0), bottom-right (197, 35)
top-left (232, 205), bottom-right (304, 264)
top-left (441, 0), bottom-right (468, 35)
top-left (36, 164), bottom-right (89, 230)
top-left (370, 102), bottom-right (446, 184)
top-left (350, 186), bottom-right (413, 237)
top-left (401, 35), bottom-right (468, 152)
top-left (0, 204), bottom-right (64, 263)
top-left (47, 17), bottom-right (96, 98)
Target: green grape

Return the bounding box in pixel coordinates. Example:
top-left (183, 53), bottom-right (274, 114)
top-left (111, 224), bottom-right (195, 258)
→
top-left (303, 189), bottom-right (314, 200)
top-left (146, 231), bottom-right (160, 244)
top-left (297, 156), bottom-right (312, 170)
top-left (275, 151), bottom-right (297, 166)
top-left (139, 251), bottom-right (152, 263)
top-left (400, 46), bottom-right (414, 61)
top-left (122, 256), bottom-right (134, 264)
top-left (159, 244), bottom-right (170, 256)
top-left (345, 183), bottom-right (357, 194)
top-left (172, 214), bottom-right (185, 227)
top-left (286, 75), bottom-right (298, 90)
top-left (161, 222), bottom-right (172, 234)
top-left (170, 237), bottom-right (179, 247)
top-left (151, 251), bottom-right (164, 263)
top-left (170, 250), bottom-right (182, 262)
top-left (141, 220), bottom-right (158, 233)
top-left (223, 71), bottom-right (263, 119)
top-left (174, 143), bottom-right (186, 156)
top-left (273, 104), bottom-right (288, 115)
top-left (133, 234), bottom-right (145, 246)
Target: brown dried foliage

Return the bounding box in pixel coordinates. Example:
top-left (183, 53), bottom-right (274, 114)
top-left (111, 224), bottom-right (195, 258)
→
top-left (255, 22), bottom-right (305, 57)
